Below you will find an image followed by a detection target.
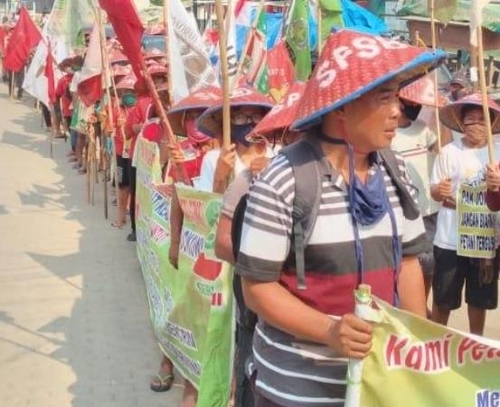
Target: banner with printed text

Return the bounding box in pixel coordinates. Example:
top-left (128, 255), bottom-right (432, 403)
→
top-left (457, 182), bottom-right (496, 259)
top-left (135, 138), bottom-right (233, 407)
top-left (355, 297), bottom-right (500, 407)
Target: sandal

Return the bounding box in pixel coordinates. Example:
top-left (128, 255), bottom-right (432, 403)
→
top-left (111, 221), bottom-right (126, 228)
top-left (150, 373), bottom-right (174, 392)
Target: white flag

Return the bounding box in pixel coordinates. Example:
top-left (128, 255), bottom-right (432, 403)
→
top-left (470, 0), bottom-right (492, 46)
top-left (168, 0), bottom-right (219, 103)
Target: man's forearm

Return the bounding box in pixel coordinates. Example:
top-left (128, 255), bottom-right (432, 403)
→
top-left (241, 279), bottom-right (335, 345)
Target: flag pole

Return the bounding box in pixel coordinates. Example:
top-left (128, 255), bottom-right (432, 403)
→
top-left (97, 11), bottom-right (113, 219)
top-left (163, 0), bottom-right (173, 99)
top-left (317, 0), bottom-right (322, 54)
top-left (215, 0), bottom-right (231, 148)
top-left (429, 0), bottom-right (442, 153)
top-left (476, 25), bottom-right (495, 164)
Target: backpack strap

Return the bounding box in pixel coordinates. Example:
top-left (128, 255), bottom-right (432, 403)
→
top-left (379, 148), bottom-right (420, 221)
top-left (280, 139), bottom-right (323, 290)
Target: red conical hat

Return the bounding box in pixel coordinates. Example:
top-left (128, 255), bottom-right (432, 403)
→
top-left (399, 74), bottom-right (447, 108)
top-left (116, 74), bottom-right (137, 90)
top-left (110, 49), bottom-right (128, 64)
top-left (147, 63), bottom-right (168, 76)
top-left (167, 86), bottom-right (222, 136)
top-left (196, 86), bottom-right (273, 137)
top-left (292, 29), bottom-right (447, 131)
top-left (112, 64), bottom-right (132, 78)
top-left (249, 82), bottom-right (306, 139)
top-left (439, 93), bottom-right (500, 134)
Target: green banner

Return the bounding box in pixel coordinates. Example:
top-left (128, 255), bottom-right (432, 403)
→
top-left (135, 138), bottom-right (233, 407)
top-left (457, 183), bottom-right (496, 259)
top-left (356, 297), bottom-right (500, 407)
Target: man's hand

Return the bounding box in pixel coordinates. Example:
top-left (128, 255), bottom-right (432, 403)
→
top-left (326, 313), bottom-right (373, 359)
top-left (486, 164), bottom-right (500, 192)
top-left (249, 156), bottom-right (270, 177)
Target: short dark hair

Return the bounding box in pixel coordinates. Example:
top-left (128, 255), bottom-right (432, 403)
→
top-left (461, 104), bottom-right (494, 123)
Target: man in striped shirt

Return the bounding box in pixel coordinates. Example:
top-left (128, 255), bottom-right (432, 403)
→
top-left (235, 30), bottom-right (445, 406)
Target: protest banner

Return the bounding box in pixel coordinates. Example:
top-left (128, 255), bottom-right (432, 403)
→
top-left (135, 138), bottom-right (233, 407)
top-left (457, 182), bottom-right (496, 259)
top-left (350, 296), bottom-right (500, 407)
top-left (174, 184), bottom-right (234, 407)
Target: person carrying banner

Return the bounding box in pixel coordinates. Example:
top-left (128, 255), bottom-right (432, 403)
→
top-left (123, 63), bottom-right (167, 242)
top-left (214, 82), bottom-right (306, 407)
top-left (431, 93), bottom-right (500, 336)
top-left (147, 86), bottom-right (221, 396)
top-left (234, 29), bottom-right (446, 407)
top-left (392, 76), bottom-right (446, 313)
top-left (194, 86), bottom-right (274, 194)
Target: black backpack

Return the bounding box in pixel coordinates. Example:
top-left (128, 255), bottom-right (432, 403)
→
top-left (230, 138), bottom-right (419, 331)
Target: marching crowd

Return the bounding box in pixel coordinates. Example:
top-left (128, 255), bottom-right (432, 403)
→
top-left (4, 15), bottom-right (500, 407)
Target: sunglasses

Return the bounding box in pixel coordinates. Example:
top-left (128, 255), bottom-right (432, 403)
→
top-left (230, 112), bottom-right (264, 125)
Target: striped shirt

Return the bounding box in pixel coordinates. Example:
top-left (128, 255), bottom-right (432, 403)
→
top-left (235, 141), bottom-right (427, 407)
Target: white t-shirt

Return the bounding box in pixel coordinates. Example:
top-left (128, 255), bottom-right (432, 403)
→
top-left (194, 147), bottom-right (274, 192)
top-left (431, 138), bottom-right (500, 250)
top-left (392, 119), bottom-right (438, 217)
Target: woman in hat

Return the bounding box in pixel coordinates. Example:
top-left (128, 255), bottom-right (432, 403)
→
top-left (431, 93), bottom-right (500, 336)
top-left (107, 75), bottom-right (137, 229)
top-left (148, 86), bottom-right (221, 396)
top-left (214, 83), bottom-right (305, 407)
top-left (195, 86), bottom-right (274, 194)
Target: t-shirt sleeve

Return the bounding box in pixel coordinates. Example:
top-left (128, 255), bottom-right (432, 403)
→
top-left (393, 152), bottom-right (428, 256)
top-left (221, 170), bottom-right (253, 219)
top-left (235, 156), bottom-right (294, 282)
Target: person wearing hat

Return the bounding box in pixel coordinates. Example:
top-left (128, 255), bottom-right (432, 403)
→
top-left (447, 70), bottom-right (472, 102)
top-left (148, 87), bottom-right (221, 397)
top-left (393, 75), bottom-right (446, 311)
top-left (430, 93), bottom-right (500, 336)
top-left (234, 29), bottom-right (445, 406)
top-left (106, 75), bottom-right (137, 229)
top-left (123, 81), bottom-right (168, 242)
top-left (195, 86), bottom-right (274, 194)
top-left (212, 83), bottom-right (305, 407)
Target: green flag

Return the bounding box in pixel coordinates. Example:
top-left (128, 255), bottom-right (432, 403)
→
top-left (286, 0), bottom-right (311, 81)
top-left (320, 0), bottom-right (343, 44)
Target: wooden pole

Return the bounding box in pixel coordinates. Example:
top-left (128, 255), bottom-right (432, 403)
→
top-left (163, 0), bottom-right (173, 99)
top-left (97, 11), bottom-right (114, 219)
top-left (215, 0), bottom-right (231, 148)
top-left (429, 0), bottom-right (442, 153)
top-left (317, 0), bottom-right (322, 54)
top-left (476, 25), bottom-right (495, 164)
top-left (140, 59), bottom-right (192, 185)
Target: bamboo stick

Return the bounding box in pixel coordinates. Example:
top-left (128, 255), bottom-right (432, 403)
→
top-left (215, 0), bottom-right (232, 148)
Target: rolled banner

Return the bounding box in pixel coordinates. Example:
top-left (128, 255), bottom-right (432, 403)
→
top-left (344, 284), bottom-right (372, 407)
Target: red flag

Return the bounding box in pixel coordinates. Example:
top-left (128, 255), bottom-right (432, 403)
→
top-left (4, 7), bottom-right (42, 72)
top-left (267, 40), bottom-right (296, 103)
top-left (98, 0), bottom-right (144, 82)
top-left (44, 44), bottom-right (56, 105)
